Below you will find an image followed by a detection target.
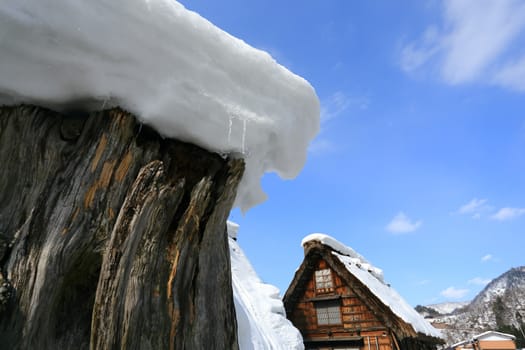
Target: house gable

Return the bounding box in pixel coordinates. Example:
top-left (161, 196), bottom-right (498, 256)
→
top-left (284, 246), bottom-right (405, 349)
top-left (284, 239), bottom-right (442, 350)
top-left (288, 256), bottom-right (386, 330)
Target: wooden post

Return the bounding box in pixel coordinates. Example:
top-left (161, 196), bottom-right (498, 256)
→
top-left (0, 105), bottom-right (243, 349)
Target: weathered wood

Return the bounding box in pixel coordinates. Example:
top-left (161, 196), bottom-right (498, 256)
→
top-left (0, 105), bottom-right (243, 349)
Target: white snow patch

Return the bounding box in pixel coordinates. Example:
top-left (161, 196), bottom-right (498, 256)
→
top-left (227, 221), bottom-right (240, 240)
top-left (229, 222), bottom-right (304, 350)
top-left (0, 0), bottom-right (320, 211)
top-left (302, 233), bottom-right (441, 338)
top-left (427, 302), bottom-right (469, 315)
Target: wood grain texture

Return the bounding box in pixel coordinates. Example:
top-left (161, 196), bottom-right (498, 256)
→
top-left (0, 105), bottom-right (243, 349)
top-left (283, 242), bottom-right (442, 350)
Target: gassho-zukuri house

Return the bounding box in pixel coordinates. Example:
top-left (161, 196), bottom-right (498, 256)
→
top-left (283, 234), bottom-right (443, 350)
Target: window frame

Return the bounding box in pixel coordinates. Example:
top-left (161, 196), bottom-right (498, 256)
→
top-left (315, 299), bottom-right (342, 326)
top-left (314, 268), bottom-right (334, 293)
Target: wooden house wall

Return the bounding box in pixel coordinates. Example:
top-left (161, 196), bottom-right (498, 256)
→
top-left (479, 339), bottom-right (516, 349)
top-left (453, 339), bottom-right (516, 350)
top-left (289, 259), bottom-right (396, 350)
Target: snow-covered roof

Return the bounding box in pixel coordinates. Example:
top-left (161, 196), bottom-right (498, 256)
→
top-left (451, 330), bottom-right (516, 347)
top-left (473, 330), bottom-right (516, 341)
top-left (228, 222), bottom-right (304, 350)
top-left (0, 0), bottom-right (320, 211)
top-left (302, 233), bottom-right (441, 338)
top-left (302, 233), bottom-right (385, 282)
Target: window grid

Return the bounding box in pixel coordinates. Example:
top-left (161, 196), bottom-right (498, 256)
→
top-left (315, 268), bottom-right (333, 291)
top-left (316, 301), bottom-right (341, 325)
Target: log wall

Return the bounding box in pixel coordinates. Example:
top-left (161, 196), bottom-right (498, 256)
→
top-left (289, 259), bottom-right (395, 350)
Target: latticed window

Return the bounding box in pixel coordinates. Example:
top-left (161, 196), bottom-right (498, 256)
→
top-left (315, 268), bottom-right (333, 291)
top-left (315, 300), bottom-right (341, 325)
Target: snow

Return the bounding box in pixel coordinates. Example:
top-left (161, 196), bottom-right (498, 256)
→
top-left (228, 222), bottom-right (304, 350)
top-left (302, 233), bottom-right (441, 338)
top-left (302, 233), bottom-right (384, 282)
top-left (452, 331), bottom-right (516, 347)
top-left (426, 302), bottom-right (469, 315)
top-left (0, 0), bottom-right (320, 211)
top-left (475, 331), bottom-right (516, 341)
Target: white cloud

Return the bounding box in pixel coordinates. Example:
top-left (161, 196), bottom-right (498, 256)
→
top-left (385, 212), bottom-right (422, 234)
top-left (481, 254), bottom-right (493, 262)
top-left (494, 52), bottom-right (525, 91)
top-left (320, 91), bottom-right (351, 124)
top-left (468, 277), bottom-right (491, 286)
top-left (491, 207), bottom-right (525, 221)
top-left (400, 26), bottom-right (441, 72)
top-left (440, 286), bottom-right (469, 299)
top-left (457, 198), bottom-right (490, 218)
top-left (320, 91), bottom-right (368, 124)
top-left (400, 0), bottom-right (525, 90)
top-left (440, 0), bottom-right (525, 84)
top-left (307, 138), bottom-right (336, 155)
top-left (310, 91), bottom-right (369, 156)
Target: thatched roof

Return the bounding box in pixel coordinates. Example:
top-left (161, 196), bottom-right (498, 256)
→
top-left (284, 234), bottom-right (442, 344)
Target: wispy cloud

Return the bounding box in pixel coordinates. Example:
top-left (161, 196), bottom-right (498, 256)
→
top-left (310, 91), bottom-right (369, 156)
top-left (493, 54), bottom-right (525, 91)
top-left (320, 91), bottom-right (368, 124)
top-left (400, 0), bottom-right (525, 91)
top-left (400, 26), bottom-right (441, 72)
top-left (385, 212), bottom-right (422, 234)
top-left (320, 91), bottom-right (351, 124)
top-left (308, 138), bottom-right (336, 155)
top-left (441, 286), bottom-right (469, 300)
top-left (481, 254), bottom-right (493, 262)
top-left (468, 277), bottom-right (491, 286)
top-left (456, 198), bottom-right (490, 219)
top-left (491, 207), bottom-right (525, 221)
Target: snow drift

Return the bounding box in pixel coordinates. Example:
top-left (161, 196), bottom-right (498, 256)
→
top-left (0, 0), bottom-right (320, 211)
top-left (228, 222), bottom-right (304, 350)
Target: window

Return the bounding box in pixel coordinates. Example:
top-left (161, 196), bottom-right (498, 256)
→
top-left (315, 268), bottom-right (333, 291)
top-left (316, 300), bottom-right (341, 325)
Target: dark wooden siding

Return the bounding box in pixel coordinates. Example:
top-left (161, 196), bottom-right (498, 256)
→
top-left (288, 259), bottom-right (395, 350)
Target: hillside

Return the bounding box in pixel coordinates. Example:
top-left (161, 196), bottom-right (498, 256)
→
top-left (419, 266), bottom-right (525, 346)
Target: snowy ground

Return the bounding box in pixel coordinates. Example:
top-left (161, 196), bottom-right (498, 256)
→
top-left (0, 0), bottom-right (320, 211)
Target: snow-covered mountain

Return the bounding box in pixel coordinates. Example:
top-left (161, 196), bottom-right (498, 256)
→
top-left (425, 302), bottom-right (469, 315)
top-left (419, 266), bottom-right (525, 346)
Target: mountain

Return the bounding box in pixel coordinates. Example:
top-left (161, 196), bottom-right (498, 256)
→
top-left (418, 266), bottom-right (525, 346)
top-left (425, 302), bottom-right (469, 316)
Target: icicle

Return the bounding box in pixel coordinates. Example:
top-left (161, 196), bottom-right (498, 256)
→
top-left (101, 97), bottom-right (108, 110)
top-left (242, 118), bottom-right (247, 155)
top-left (228, 114), bottom-right (233, 145)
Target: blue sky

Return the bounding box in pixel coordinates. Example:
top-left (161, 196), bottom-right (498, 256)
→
top-left (180, 0), bottom-right (525, 306)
